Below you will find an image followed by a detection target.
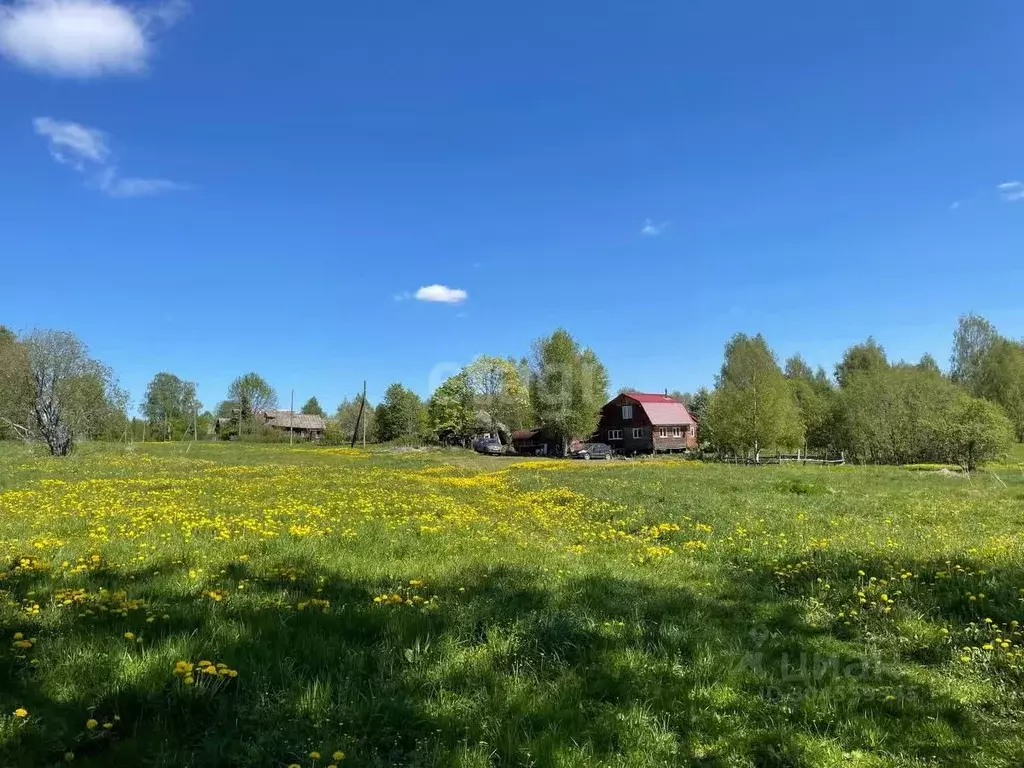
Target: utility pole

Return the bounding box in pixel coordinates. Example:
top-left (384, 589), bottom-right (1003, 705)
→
top-left (351, 380), bottom-right (367, 449)
top-left (290, 389), bottom-right (294, 445)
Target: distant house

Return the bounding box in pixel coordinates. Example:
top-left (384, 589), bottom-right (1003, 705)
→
top-left (259, 410), bottom-right (327, 441)
top-left (595, 393), bottom-right (697, 454)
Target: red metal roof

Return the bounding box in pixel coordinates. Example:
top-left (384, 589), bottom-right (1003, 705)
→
top-left (622, 393), bottom-right (696, 426)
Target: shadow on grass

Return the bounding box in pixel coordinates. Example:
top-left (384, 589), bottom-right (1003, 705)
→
top-left (2, 555), bottom-right (1022, 767)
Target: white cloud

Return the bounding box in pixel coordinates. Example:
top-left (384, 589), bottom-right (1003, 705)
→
top-left (949, 201), bottom-right (961, 211)
top-left (0, 0), bottom-right (187, 78)
top-left (641, 218), bottom-right (669, 237)
top-left (414, 284), bottom-right (468, 304)
top-left (33, 116), bottom-right (184, 197)
top-left (33, 116), bottom-right (109, 167)
top-left (94, 166), bottom-right (185, 197)
top-left (998, 181), bottom-right (1024, 202)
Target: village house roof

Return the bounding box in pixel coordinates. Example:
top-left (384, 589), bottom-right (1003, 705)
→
top-left (622, 393), bottom-right (696, 426)
top-left (262, 411), bottom-right (327, 431)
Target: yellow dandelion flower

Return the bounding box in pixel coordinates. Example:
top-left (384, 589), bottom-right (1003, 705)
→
top-left (86, 718), bottom-right (98, 729)
top-left (310, 752), bottom-right (321, 759)
top-left (333, 751), bottom-right (345, 761)
top-left (13, 708), bottom-right (28, 718)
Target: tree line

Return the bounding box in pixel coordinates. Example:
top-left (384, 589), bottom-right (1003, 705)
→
top-left (695, 314), bottom-right (1021, 469)
top-left (1, 315), bottom-right (1020, 466)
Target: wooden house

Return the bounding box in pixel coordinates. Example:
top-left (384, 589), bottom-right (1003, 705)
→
top-left (594, 393), bottom-right (697, 454)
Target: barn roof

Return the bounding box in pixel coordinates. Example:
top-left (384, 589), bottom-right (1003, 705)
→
top-left (622, 393), bottom-right (696, 426)
top-left (263, 412), bottom-right (327, 430)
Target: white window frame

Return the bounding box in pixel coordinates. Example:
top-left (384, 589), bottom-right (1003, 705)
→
top-left (632, 427), bottom-right (643, 440)
top-left (607, 429), bottom-right (623, 441)
top-left (658, 427), bottom-right (668, 438)
top-left (622, 405), bottom-right (633, 420)
top-left (672, 426), bottom-right (682, 438)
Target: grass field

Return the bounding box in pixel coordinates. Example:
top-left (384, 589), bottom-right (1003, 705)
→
top-left (1, 443), bottom-right (1024, 767)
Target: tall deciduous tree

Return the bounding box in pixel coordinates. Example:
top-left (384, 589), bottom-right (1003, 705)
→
top-left (227, 373), bottom-right (277, 431)
top-left (0, 327), bottom-right (33, 440)
top-left (976, 338), bottom-right (1024, 441)
top-left (950, 313), bottom-right (998, 392)
top-left (705, 334), bottom-right (802, 459)
top-left (300, 396), bottom-right (326, 418)
top-left (23, 330), bottom-right (124, 456)
top-left (464, 355), bottom-right (530, 435)
top-left (835, 337), bottom-right (888, 388)
top-left (785, 354), bottom-right (837, 451)
top-left (427, 372), bottom-right (475, 445)
top-left (332, 393), bottom-right (375, 443)
top-left (374, 383), bottom-right (424, 442)
top-left (142, 372), bottom-right (199, 440)
top-left (528, 329), bottom-right (609, 454)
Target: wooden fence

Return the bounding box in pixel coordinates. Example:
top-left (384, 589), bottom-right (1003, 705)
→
top-left (713, 450), bottom-right (846, 466)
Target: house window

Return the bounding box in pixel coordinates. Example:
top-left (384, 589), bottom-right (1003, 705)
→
top-left (632, 427), bottom-right (643, 439)
top-left (607, 429), bottom-right (623, 440)
top-left (621, 405), bottom-right (633, 420)
top-left (658, 427), bottom-right (668, 438)
top-left (672, 426), bottom-right (681, 438)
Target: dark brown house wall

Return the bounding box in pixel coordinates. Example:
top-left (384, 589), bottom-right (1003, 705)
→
top-left (596, 394), bottom-right (698, 453)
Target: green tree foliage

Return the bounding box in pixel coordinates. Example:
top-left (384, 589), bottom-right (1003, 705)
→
top-left (835, 337), bottom-right (888, 388)
top-left (950, 313), bottom-right (998, 391)
top-left (142, 372), bottom-right (200, 440)
top-left (426, 372), bottom-right (475, 445)
top-left (916, 353), bottom-right (942, 377)
top-left (836, 362), bottom-right (1012, 467)
top-left (0, 327), bottom-right (33, 440)
top-left (227, 373), bottom-right (277, 433)
top-left (785, 354), bottom-right (838, 450)
top-left (300, 396), bottom-right (326, 418)
top-left (374, 383), bottom-right (424, 442)
top-left (464, 355), bottom-right (530, 434)
top-left (331, 393), bottom-right (375, 444)
top-left (528, 329), bottom-right (609, 454)
top-left (975, 338), bottom-right (1024, 441)
top-left (705, 334), bottom-right (802, 458)
top-left (22, 330), bottom-right (125, 455)
top-left (928, 392), bottom-right (1015, 471)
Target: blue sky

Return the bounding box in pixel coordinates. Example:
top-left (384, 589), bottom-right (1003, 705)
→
top-left (2, 1), bottom-right (1023, 414)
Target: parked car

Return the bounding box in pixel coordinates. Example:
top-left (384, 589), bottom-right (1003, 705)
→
top-left (572, 442), bottom-right (613, 460)
top-left (472, 437), bottom-right (504, 456)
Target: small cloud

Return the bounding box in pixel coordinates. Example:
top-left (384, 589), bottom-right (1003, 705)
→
top-left (998, 181), bottom-right (1024, 202)
top-left (949, 201), bottom-right (961, 211)
top-left (33, 116), bottom-right (184, 197)
top-left (414, 284), bottom-right (468, 304)
top-left (33, 116), bottom-right (109, 168)
top-left (641, 218), bottom-right (669, 237)
top-left (0, 0), bottom-right (188, 78)
top-left (393, 291), bottom-right (412, 302)
top-left (94, 167), bottom-right (185, 197)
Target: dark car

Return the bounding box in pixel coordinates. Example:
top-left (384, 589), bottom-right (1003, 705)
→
top-left (472, 437), bottom-right (504, 456)
top-left (572, 442), bottom-right (613, 460)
